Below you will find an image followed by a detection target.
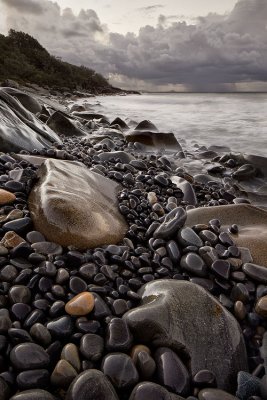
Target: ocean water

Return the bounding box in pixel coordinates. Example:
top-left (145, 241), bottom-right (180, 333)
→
top-left (90, 93), bottom-right (267, 157)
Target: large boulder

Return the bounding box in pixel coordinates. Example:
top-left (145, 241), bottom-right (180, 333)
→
top-left (125, 120), bottom-right (182, 150)
top-left (1, 87), bottom-right (42, 114)
top-left (186, 204), bottom-right (267, 267)
top-left (28, 159), bottom-right (128, 249)
top-left (124, 280), bottom-right (248, 391)
top-left (0, 89), bottom-right (61, 152)
top-left (47, 111), bottom-right (86, 137)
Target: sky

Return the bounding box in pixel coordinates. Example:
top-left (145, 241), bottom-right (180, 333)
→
top-left (1, 0), bottom-right (267, 92)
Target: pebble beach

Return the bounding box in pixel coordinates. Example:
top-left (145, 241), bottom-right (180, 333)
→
top-left (0, 84), bottom-right (267, 400)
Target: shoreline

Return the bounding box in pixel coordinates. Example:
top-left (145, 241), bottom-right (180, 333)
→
top-left (0, 83), bottom-right (267, 399)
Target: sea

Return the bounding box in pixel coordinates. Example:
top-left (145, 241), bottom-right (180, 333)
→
top-left (88, 93), bottom-right (267, 158)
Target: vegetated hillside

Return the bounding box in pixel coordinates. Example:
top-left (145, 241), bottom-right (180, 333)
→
top-left (0, 30), bottom-right (121, 94)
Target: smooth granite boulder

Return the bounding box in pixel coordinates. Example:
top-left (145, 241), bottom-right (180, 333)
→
top-left (47, 111), bottom-right (86, 137)
top-left (1, 87), bottom-right (42, 114)
top-left (125, 120), bottom-right (182, 150)
top-left (124, 280), bottom-right (248, 391)
top-left (72, 111), bottom-right (108, 121)
top-left (28, 159), bottom-right (128, 249)
top-left (0, 89), bottom-right (61, 152)
top-left (186, 204), bottom-right (267, 267)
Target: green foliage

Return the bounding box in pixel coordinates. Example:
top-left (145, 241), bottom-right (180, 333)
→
top-left (0, 30), bottom-right (114, 93)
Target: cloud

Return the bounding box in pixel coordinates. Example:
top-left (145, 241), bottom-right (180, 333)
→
top-left (1, 0), bottom-right (267, 91)
top-left (138, 4), bottom-right (164, 13)
top-left (1, 0), bottom-right (43, 14)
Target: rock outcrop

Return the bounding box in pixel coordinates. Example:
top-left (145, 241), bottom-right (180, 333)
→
top-left (0, 89), bottom-right (61, 152)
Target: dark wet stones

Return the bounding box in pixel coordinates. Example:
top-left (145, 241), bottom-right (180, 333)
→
top-left (0, 377), bottom-right (10, 400)
top-left (31, 242), bottom-right (63, 256)
top-left (243, 263), bottom-right (267, 283)
top-left (106, 317), bottom-right (133, 352)
top-left (177, 227), bottom-right (203, 248)
top-left (61, 343), bottom-right (81, 372)
top-left (125, 280), bottom-right (248, 391)
top-left (211, 260), bottom-right (231, 280)
top-left (129, 381), bottom-right (185, 400)
top-left (193, 370), bottom-right (217, 388)
top-left (47, 315), bottom-right (74, 339)
top-left (101, 353), bottom-right (139, 390)
top-left (9, 285), bottom-right (31, 304)
top-left (10, 390), bottom-right (57, 400)
top-left (153, 207), bottom-right (187, 239)
top-left (3, 217), bottom-right (32, 234)
top-left (181, 253), bottom-right (207, 277)
top-left (80, 334), bottom-right (104, 361)
top-left (236, 371), bottom-right (261, 400)
top-left (135, 351), bottom-right (156, 379)
top-left (198, 388), bottom-right (238, 399)
top-left (155, 347), bottom-right (190, 396)
top-left (16, 369), bottom-right (50, 390)
top-left (10, 343), bottom-right (50, 370)
top-left (98, 151), bottom-right (134, 164)
top-left (255, 296), bottom-right (267, 318)
top-left (51, 360), bottom-right (78, 389)
top-left (30, 323), bottom-right (52, 346)
top-left (66, 369), bottom-right (119, 400)
top-left (233, 164), bottom-right (257, 181)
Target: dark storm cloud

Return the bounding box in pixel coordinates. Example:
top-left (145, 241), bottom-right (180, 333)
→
top-left (2, 0), bottom-right (267, 90)
top-left (2, 0), bottom-right (43, 14)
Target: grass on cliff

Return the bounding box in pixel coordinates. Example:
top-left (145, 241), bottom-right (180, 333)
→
top-left (0, 29), bottom-right (116, 93)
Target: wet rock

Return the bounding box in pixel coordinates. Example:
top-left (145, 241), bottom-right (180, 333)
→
top-left (0, 377), bottom-right (10, 400)
top-left (51, 360), bottom-right (78, 389)
top-left (180, 253), bottom-right (207, 277)
top-left (0, 189), bottom-right (16, 205)
top-left (243, 263), bottom-right (267, 284)
top-left (0, 88), bottom-right (61, 152)
top-left (29, 159), bottom-right (128, 249)
top-left (47, 315), bottom-right (73, 339)
top-left (80, 334), bottom-right (104, 361)
top-left (61, 343), bottom-right (81, 372)
top-left (153, 207), bottom-right (187, 240)
top-left (1, 87), bottom-right (42, 114)
top-left (125, 120), bottom-right (182, 150)
top-left (136, 351), bottom-right (156, 379)
top-left (66, 369), bottom-right (119, 400)
top-left (10, 389), bottom-right (56, 400)
top-left (236, 371), bottom-right (261, 400)
top-left (101, 353), bottom-right (139, 390)
top-left (10, 343), bottom-right (50, 370)
top-left (98, 151), bottom-right (135, 164)
top-left (129, 382), bottom-right (185, 400)
top-left (124, 280), bottom-right (248, 391)
top-left (198, 389), bottom-right (238, 399)
top-left (233, 164), bottom-right (257, 181)
top-left (72, 112), bottom-right (107, 121)
top-left (255, 296), bottom-right (267, 318)
top-left (155, 347), bottom-right (190, 396)
top-left (186, 204), bottom-right (267, 267)
top-left (65, 292), bottom-right (95, 316)
top-left (106, 317), bottom-right (133, 352)
top-left (9, 285), bottom-right (31, 304)
top-left (47, 111), bottom-right (86, 137)
top-left (193, 370), bottom-right (217, 388)
top-left (16, 369), bottom-right (50, 390)
top-left (3, 218), bottom-right (32, 235)
top-left (172, 176), bottom-right (197, 206)
top-left (177, 227), bottom-right (203, 248)
top-left (31, 242), bottom-right (62, 255)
